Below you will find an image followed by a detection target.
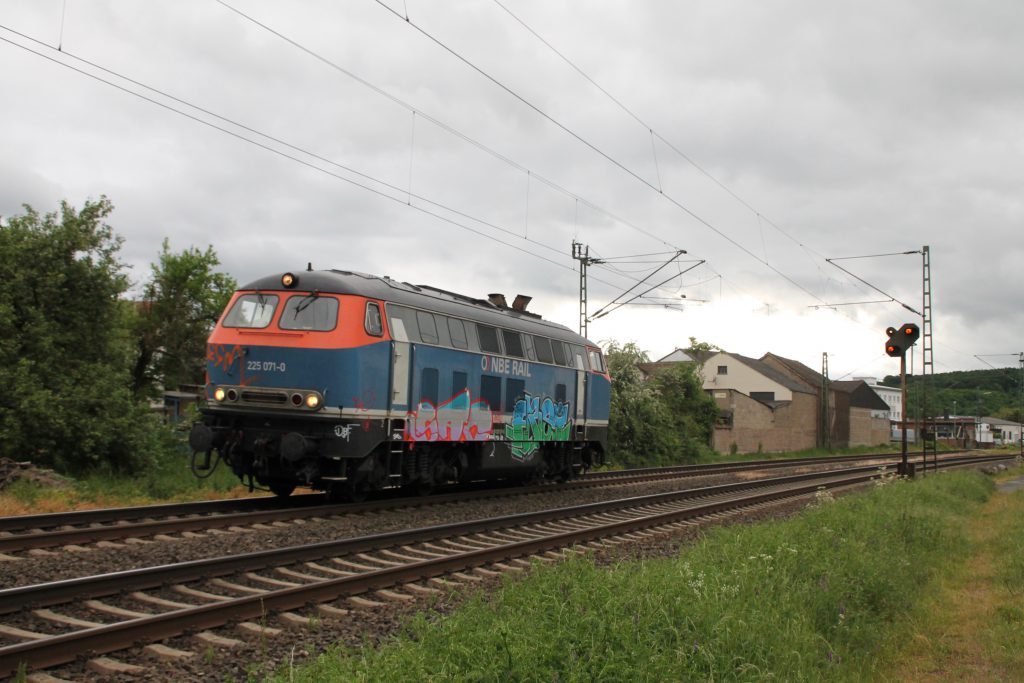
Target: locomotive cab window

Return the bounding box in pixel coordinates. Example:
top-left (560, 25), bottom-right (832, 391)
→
top-left (223, 294), bottom-right (279, 329)
top-left (364, 302), bottom-right (384, 336)
top-left (279, 295), bottom-right (339, 331)
top-left (588, 349), bottom-right (605, 373)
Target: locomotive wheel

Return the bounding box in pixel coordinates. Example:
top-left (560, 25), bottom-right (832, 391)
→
top-left (267, 480), bottom-right (296, 498)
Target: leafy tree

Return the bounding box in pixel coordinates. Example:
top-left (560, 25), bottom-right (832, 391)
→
top-left (684, 336), bottom-right (721, 355)
top-left (649, 360), bottom-right (718, 460)
top-left (604, 341), bottom-right (717, 467)
top-left (995, 405), bottom-right (1023, 423)
top-left (131, 239), bottom-right (236, 396)
top-left (0, 198), bottom-right (172, 474)
top-left (884, 367), bottom-right (1024, 419)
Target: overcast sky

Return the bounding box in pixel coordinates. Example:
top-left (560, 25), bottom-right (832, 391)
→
top-left (2, 1), bottom-right (1022, 381)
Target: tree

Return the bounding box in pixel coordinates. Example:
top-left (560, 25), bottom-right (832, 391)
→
top-left (131, 239), bottom-right (236, 396)
top-left (604, 341), bottom-right (717, 467)
top-left (649, 360), bottom-right (718, 460)
top-left (605, 342), bottom-right (666, 467)
top-left (0, 198), bottom-right (171, 473)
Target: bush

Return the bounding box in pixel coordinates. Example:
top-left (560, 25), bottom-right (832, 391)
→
top-left (604, 342), bottom-right (717, 468)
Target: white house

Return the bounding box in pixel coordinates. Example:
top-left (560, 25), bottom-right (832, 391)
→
top-left (857, 377), bottom-right (903, 424)
top-left (980, 417), bottom-right (1023, 447)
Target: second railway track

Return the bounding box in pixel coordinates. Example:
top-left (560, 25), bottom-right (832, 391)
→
top-left (0, 450), bottom-right (954, 555)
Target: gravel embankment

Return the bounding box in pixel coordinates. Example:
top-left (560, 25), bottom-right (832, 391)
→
top-left (0, 468), bottom-right (830, 590)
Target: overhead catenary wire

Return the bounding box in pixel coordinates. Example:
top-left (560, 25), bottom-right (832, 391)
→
top-left (0, 24), bottom-right (681, 307)
top-left (591, 251), bottom-right (688, 319)
top-left (0, 30), bottom-right (570, 273)
top-left (212, 0), bottom-right (680, 255)
top-left (492, 1), bottom-right (981, 377)
top-left (374, 0), bottom-right (830, 308)
top-left (593, 260), bottom-right (705, 320)
top-left (490, 0), bottom-right (830, 268)
top-left (212, 2), bottom-right (836, 317)
top-left (825, 256), bottom-right (922, 316)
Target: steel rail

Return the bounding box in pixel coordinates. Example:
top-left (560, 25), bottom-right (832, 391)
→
top-left (0, 493), bottom-right (323, 533)
top-left (5, 447), bottom-right (959, 533)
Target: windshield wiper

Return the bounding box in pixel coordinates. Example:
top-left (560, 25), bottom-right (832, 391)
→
top-left (294, 290), bottom-right (320, 317)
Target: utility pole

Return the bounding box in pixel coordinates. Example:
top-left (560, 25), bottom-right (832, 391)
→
top-left (571, 242), bottom-right (602, 337)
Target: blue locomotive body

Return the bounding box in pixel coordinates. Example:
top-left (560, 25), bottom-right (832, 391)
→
top-left (190, 269), bottom-right (609, 499)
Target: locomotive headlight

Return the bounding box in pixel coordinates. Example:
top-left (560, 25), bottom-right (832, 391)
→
top-left (213, 387), bottom-right (226, 402)
top-left (305, 393), bottom-right (321, 409)
top-left (281, 272), bottom-right (297, 288)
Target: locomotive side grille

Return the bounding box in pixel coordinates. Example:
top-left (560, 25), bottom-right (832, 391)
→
top-left (240, 390), bottom-right (288, 405)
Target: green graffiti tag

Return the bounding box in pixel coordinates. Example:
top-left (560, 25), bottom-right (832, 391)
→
top-left (505, 393), bottom-right (572, 461)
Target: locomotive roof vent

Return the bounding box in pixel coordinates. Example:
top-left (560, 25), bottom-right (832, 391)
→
top-left (512, 294), bottom-right (532, 312)
top-left (488, 293), bottom-right (507, 308)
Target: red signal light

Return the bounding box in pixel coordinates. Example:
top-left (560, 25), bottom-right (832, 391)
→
top-left (884, 322), bottom-right (920, 358)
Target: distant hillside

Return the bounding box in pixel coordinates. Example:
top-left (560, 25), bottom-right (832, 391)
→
top-left (881, 368), bottom-right (1023, 421)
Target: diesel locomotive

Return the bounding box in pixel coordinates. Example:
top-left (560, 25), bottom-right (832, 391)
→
top-left (189, 268), bottom-right (610, 499)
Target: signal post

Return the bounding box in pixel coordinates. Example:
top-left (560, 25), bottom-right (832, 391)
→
top-left (886, 323), bottom-right (921, 476)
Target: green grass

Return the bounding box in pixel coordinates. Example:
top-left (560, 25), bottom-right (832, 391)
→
top-left (0, 446), bottom-right (246, 515)
top-left (271, 470), bottom-right (993, 682)
top-left (986, 484), bottom-right (1024, 672)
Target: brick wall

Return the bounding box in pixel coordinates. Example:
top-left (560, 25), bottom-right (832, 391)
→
top-left (710, 389), bottom-right (817, 454)
top-left (847, 407), bottom-right (891, 447)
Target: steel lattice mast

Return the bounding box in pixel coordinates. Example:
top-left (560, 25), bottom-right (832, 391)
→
top-left (920, 245), bottom-right (936, 471)
top-left (571, 241), bottom-right (602, 337)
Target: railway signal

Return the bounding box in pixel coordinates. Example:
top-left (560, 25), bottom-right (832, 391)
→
top-left (885, 323), bottom-right (920, 357)
top-left (886, 322), bottom-right (921, 476)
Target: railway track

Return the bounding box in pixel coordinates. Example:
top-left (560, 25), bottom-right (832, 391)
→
top-left (0, 450), bottom-right (950, 555)
top-left (0, 452), bottom-right (1010, 678)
